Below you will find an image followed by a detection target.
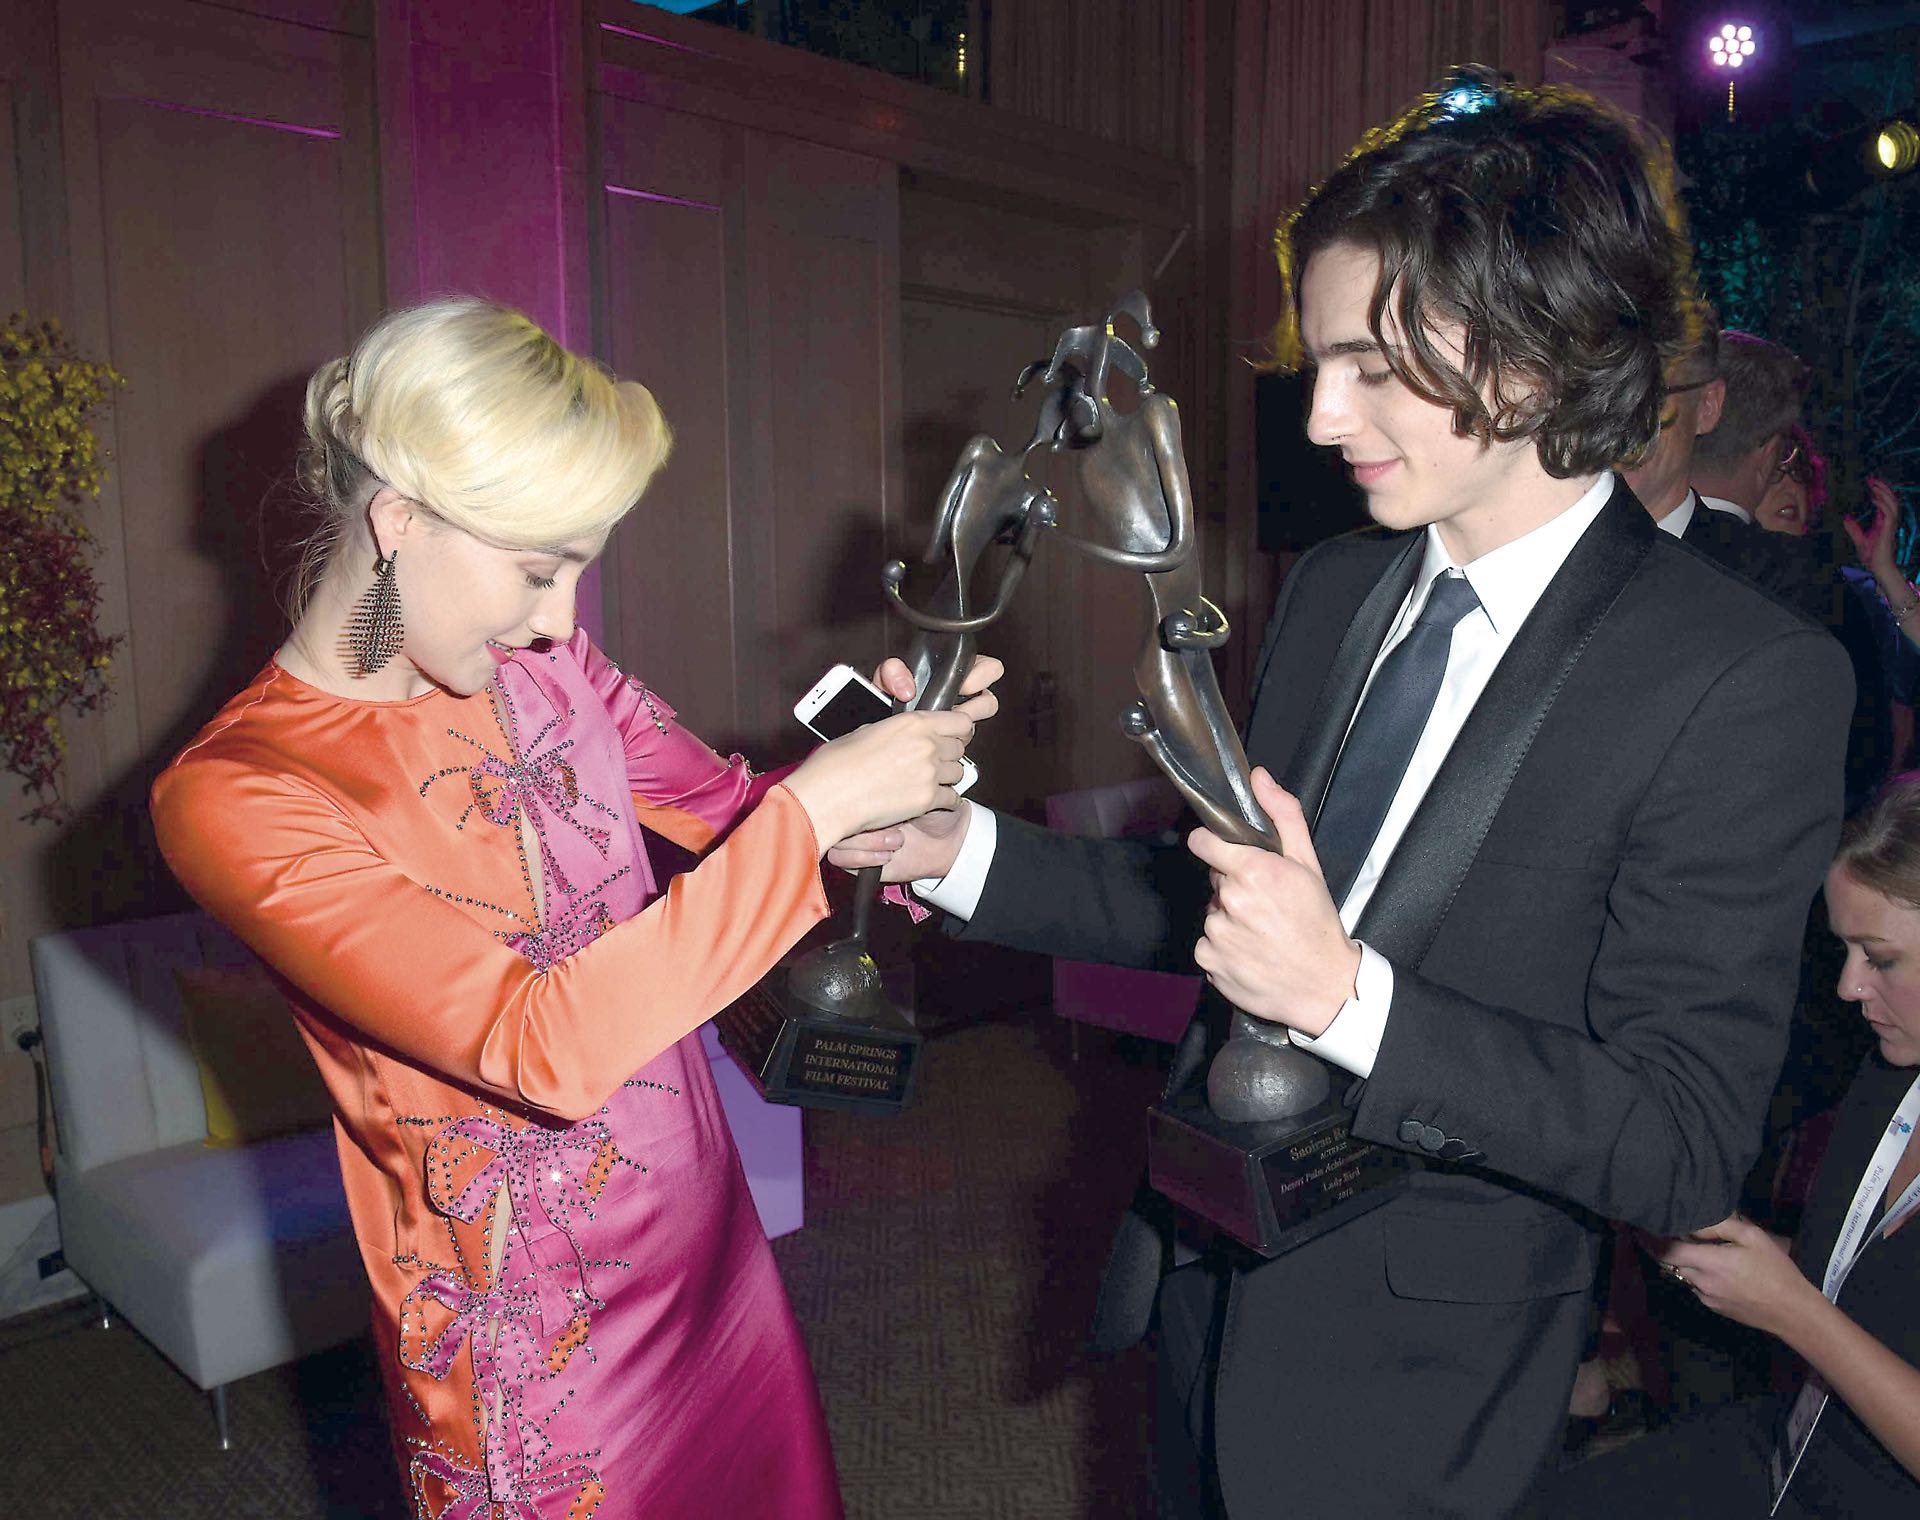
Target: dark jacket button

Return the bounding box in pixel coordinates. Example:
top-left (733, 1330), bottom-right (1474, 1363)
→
top-left (1418, 1125), bottom-right (1446, 1154)
top-left (1398, 1119), bottom-right (1425, 1146)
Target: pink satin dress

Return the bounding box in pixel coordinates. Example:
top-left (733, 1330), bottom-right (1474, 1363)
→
top-left (151, 629), bottom-right (845, 1519)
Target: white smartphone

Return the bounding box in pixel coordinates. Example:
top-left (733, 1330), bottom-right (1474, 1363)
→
top-left (793, 663), bottom-right (977, 796)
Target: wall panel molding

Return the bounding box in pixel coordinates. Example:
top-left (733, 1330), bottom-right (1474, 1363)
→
top-left (591, 2), bottom-right (1190, 233)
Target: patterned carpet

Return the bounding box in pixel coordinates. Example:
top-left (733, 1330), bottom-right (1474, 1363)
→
top-left (0, 1018), bottom-right (1166, 1518)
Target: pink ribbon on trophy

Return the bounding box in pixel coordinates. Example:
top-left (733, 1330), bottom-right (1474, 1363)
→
top-left (881, 883), bottom-right (932, 924)
top-left (409, 1449), bottom-right (605, 1520)
top-left (467, 748), bottom-right (610, 894)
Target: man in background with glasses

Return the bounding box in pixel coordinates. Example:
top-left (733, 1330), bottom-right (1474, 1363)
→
top-left (1681, 328), bottom-right (1894, 814)
top-left (1621, 325), bottom-right (1736, 538)
top-left (1623, 326), bottom-right (1806, 584)
top-left (1692, 331), bottom-right (1815, 529)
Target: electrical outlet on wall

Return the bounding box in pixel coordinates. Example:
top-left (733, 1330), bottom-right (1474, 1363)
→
top-left (0, 994), bottom-right (38, 1051)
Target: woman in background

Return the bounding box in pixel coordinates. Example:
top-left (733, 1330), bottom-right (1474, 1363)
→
top-left (1530, 775), bottom-right (1920, 1517)
top-left (151, 299), bottom-right (991, 1518)
top-left (1755, 433), bottom-right (1920, 776)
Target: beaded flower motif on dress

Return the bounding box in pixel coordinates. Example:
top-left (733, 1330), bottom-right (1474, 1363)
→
top-left (416, 688), bottom-right (633, 971)
top-left (395, 671), bottom-right (679, 1518)
top-left (394, 1096), bottom-right (643, 1519)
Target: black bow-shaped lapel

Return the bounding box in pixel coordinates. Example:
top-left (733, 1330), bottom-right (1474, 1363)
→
top-left (1353, 485), bottom-right (1654, 966)
top-left (1279, 533), bottom-right (1426, 821)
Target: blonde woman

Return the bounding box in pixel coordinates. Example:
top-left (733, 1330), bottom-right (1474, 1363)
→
top-left (1528, 776), bottom-right (1920, 1517)
top-left (151, 299), bottom-right (991, 1517)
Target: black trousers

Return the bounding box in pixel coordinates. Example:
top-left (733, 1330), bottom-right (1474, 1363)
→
top-left (1151, 1261), bottom-right (1230, 1520)
top-left (1521, 1397), bottom-right (1810, 1519)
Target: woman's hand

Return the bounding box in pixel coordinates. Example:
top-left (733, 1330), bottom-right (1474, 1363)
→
top-left (1655, 1211), bottom-right (1920, 1484)
top-left (871, 653), bottom-right (1004, 726)
top-left (820, 654), bottom-right (1002, 882)
top-left (1845, 478), bottom-right (1906, 588)
top-left (782, 707), bottom-right (974, 850)
top-left (826, 811), bottom-right (970, 883)
top-left (1648, 1214), bottom-right (1824, 1339)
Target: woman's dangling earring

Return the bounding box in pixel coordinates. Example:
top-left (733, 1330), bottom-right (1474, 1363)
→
top-left (349, 549), bottom-right (403, 676)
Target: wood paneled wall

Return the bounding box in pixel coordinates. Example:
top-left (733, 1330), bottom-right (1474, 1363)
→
top-left (896, 183), bottom-right (1167, 812)
top-left (987, 0), bottom-right (1191, 159)
top-left (588, 10), bottom-right (1196, 803)
top-left (595, 99), bottom-right (902, 758)
top-left (0, 0), bottom-right (1221, 1214)
top-left (0, 0), bottom-right (384, 1215)
top-left (0, 0), bottom-right (61, 1228)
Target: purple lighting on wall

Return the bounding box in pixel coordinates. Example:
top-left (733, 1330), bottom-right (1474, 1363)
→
top-left (599, 22), bottom-right (718, 58)
top-left (605, 185), bottom-right (722, 213)
top-left (123, 96), bottom-right (342, 140)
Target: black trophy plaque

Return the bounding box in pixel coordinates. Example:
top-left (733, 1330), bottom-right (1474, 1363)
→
top-left (713, 957), bottom-right (921, 1116)
top-left (1146, 1083), bottom-right (1409, 1258)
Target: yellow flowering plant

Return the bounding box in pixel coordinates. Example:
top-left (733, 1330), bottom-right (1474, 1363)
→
top-left (0, 314), bottom-right (124, 822)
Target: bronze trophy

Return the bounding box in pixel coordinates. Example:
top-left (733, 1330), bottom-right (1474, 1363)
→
top-left (713, 413), bottom-right (1057, 1114)
top-left (1023, 294), bottom-right (1408, 1256)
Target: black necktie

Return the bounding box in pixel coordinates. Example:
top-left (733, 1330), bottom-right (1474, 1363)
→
top-left (1314, 571), bottom-right (1483, 908)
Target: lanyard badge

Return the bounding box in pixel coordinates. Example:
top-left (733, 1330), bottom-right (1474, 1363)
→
top-left (1770, 1074), bottom-right (1920, 1514)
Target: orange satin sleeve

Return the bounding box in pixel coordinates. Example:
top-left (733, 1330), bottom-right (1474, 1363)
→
top-left (628, 795), bottom-right (718, 854)
top-left (627, 764), bottom-right (802, 857)
top-left (151, 758), bottom-right (829, 1122)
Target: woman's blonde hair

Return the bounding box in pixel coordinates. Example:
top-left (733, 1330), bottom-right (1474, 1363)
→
top-left (1837, 774), bottom-right (1920, 912)
top-left (293, 298), bottom-right (671, 612)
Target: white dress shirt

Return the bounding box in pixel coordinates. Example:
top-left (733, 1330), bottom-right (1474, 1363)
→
top-left (916, 472), bottom-right (1618, 1078)
top-left (1658, 489), bottom-right (1749, 539)
top-left (1660, 489), bottom-right (1700, 538)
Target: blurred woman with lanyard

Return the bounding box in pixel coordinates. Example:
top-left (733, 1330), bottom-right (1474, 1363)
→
top-left (1531, 775), bottom-right (1920, 1515)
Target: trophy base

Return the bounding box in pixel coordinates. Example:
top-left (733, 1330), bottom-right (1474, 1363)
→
top-left (713, 964), bottom-right (921, 1115)
top-left (1147, 1084), bottom-right (1409, 1258)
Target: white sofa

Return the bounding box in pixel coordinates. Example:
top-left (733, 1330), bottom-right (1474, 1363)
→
top-left (30, 910), bottom-right (803, 1447)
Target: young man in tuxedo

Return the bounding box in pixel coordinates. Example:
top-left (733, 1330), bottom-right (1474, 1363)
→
top-left (850, 76), bottom-right (1854, 1517)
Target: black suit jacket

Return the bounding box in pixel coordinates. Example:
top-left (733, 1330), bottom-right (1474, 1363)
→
top-left (961, 483), bottom-right (1855, 1517)
top-left (1681, 496), bottom-right (1892, 809)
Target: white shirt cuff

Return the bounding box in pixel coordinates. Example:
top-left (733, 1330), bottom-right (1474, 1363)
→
top-left (1288, 941), bottom-right (1392, 1078)
top-left (908, 803), bottom-right (996, 921)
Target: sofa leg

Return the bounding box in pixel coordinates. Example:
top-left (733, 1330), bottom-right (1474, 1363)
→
top-left (210, 1384), bottom-right (232, 1451)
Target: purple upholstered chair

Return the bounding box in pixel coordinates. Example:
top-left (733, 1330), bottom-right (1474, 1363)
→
top-left (1044, 776), bottom-right (1203, 1048)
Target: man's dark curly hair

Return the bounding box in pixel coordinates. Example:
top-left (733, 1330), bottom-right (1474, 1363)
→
top-left (1272, 66), bottom-right (1703, 479)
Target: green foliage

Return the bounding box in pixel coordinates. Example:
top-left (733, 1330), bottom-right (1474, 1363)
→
top-left (1678, 96), bottom-right (1920, 564)
top-left (1678, 121), bottom-right (1798, 336)
top-left (0, 314), bottom-right (124, 822)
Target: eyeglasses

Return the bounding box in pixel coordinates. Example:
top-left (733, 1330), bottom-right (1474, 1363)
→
top-left (1657, 376), bottom-right (1716, 431)
top-left (1772, 442), bottom-right (1807, 481)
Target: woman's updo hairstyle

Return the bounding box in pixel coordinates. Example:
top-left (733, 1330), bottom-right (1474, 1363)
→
top-left (294, 298), bottom-right (672, 611)
top-left (1836, 773), bottom-right (1920, 912)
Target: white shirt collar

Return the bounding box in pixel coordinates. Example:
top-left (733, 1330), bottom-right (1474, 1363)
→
top-left (1698, 492), bottom-right (1752, 525)
top-left (1656, 489), bottom-right (1700, 539)
top-left (1411, 473), bottom-right (1616, 636)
